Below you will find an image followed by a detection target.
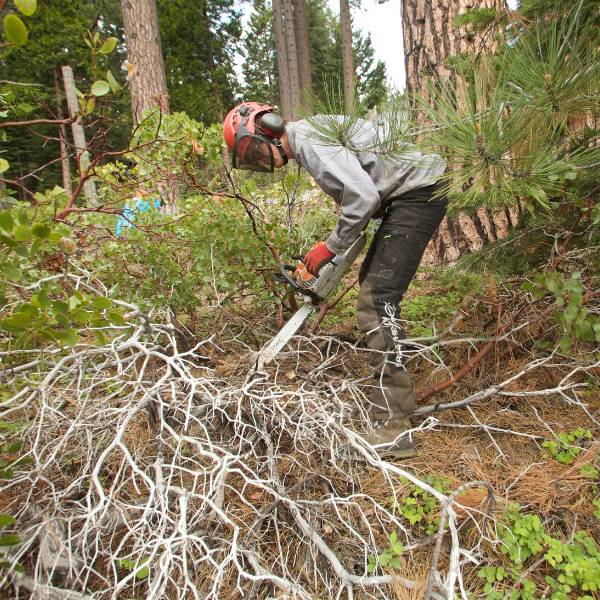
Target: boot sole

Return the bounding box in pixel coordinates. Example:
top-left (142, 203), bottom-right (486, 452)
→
top-left (378, 447), bottom-right (418, 460)
top-left (344, 445), bottom-right (418, 461)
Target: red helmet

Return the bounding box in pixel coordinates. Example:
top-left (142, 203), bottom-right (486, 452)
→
top-left (223, 102), bottom-right (288, 172)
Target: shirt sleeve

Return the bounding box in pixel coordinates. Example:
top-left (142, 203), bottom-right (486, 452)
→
top-left (298, 142), bottom-right (381, 254)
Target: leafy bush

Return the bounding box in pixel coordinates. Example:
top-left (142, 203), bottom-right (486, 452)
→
top-left (367, 530), bottom-right (404, 573)
top-left (97, 185), bottom-right (336, 327)
top-left (541, 428), bottom-right (593, 465)
top-left (480, 503), bottom-right (600, 599)
top-left (402, 268), bottom-right (480, 337)
top-left (525, 271), bottom-right (600, 351)
top-left (391, 475), bottom-right (451, 535)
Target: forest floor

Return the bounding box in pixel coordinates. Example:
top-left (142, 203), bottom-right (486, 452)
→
top-left (2, 222), bottom-right (599, 600)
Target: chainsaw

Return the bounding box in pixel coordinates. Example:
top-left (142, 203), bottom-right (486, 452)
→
top-left (255, 232), bottom-right (367, 370)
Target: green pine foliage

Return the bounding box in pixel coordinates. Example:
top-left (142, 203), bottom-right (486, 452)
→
top-left (241, 0), bottom-right (388, 112)
top-left (157, 0), bottom-right (241, 122)
top-left (242, 0), bottom-right (279, 105)
top-left (305, 2), bottom-right (599, 215)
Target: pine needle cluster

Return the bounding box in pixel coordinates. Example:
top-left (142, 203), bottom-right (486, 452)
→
top-left (303, 1), bottom-right (600, 212)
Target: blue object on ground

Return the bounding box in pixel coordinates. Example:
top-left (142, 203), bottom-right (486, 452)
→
top-left (115, 197), bottom-right (161, 236)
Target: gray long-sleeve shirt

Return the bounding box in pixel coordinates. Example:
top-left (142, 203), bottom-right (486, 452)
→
top-left (285, 116), bottom-right (445, 254)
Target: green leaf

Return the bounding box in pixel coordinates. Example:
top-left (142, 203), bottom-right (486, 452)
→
top-left (0, 212), bottom-right (13, 233)
top-left (0, 312), bottom-right (31, 331)
top-left (136, 565), bottom-right (149, 580)
top-left (0, 514), bottom-right (16, 527)
top-left (56, 329), bottom-right (80, 347)
top-left (3, 264), bottom-right (20, 281)
top-left (0, 158), bottom-right (9, 174)
top-left (51, 300), bottom-right (69, 315)
top-left (13, 225), bottom-right (32, 241)
top-left (3, 14), bottom-right (28, 46)
top-left (98, 36), bottom-right (117, 54)
top-left (14, 0), bottom-right (37, 16)
top-left (106, 70), bottom-right (121, 93)
top-left (108, 311), bottom-right (127, 326)
top-left (91, 296), bottom-right (112, 310)
top-left (93, 330), bottom-right (107, 346)
top-left (0, 534), bottom-right (20, 547)
top-left (85, 97), bottom-right (96, 115)
top-left (4, 441), bottom-right (23, 453)
top-left (579, 464), bottom-right (599, 479)
top-left (392, 542), bottom-right (404, 555)
top-left (31, 223), bottom-right (50, 239)
top-left (91, 80), bottom-right (110, 97)
top-left (19, 303), bottom-right (38, 318)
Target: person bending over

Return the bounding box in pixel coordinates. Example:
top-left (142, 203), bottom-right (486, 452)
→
top-left (223, 102), bottom-right (447, 459)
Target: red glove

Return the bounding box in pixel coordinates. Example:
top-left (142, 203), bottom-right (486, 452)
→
top-left (303, 242), bottom-right (335, 275)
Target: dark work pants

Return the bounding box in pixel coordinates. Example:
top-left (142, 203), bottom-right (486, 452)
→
top-left (357, 184), bottom-right (448, 420)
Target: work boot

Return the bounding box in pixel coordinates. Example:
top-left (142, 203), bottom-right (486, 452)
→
top-left (359, 417), bottom-right (417, 459)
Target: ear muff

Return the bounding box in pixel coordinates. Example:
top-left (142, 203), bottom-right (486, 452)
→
top-left (259, 112), bottom-right (285, 136)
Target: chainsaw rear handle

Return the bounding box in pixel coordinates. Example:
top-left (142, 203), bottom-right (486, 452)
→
top-left (273, 263), bottom-right (322, 302)
top-left (272, 263), bottom-right (300, 290)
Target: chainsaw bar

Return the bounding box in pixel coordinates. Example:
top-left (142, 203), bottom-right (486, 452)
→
top-left (255, 303), bottom-right (313, 370)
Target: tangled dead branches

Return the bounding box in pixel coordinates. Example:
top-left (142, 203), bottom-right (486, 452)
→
top-left (0, 270), bottom-right (598, 600)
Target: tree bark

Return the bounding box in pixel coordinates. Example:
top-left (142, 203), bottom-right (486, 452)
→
top-left (400, 0), bottom-right (512, 265)
top-left (339, 0), bottom-right (354, 113)
top-left (121, 0), bottom-right (180, 212)
top-left (273, 0), bottom-right (292, 119)
top-left (61, 65), bottom-right (97, 205)
top-left (402, 0), bottom-right (501, 97)
top-left (293, 0), bottom-right (312, 108)
top-left (282, 0), bottom-right (301, 117)
top-left (121, 0), bottom-right (170, 125)
top-left (53, 68), bottom-right (72, 197)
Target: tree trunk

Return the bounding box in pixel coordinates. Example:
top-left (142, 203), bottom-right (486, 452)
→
top-left (121, 0), bottom-right (180, 212)
top-left (402, 0), bottom-right (501, 97)
top-left (282, 0), bottom-right (301, 117)
top-left (121, 0), bottom-right (170, 125)
top-left (273, 0), bottom-right (292, 119)
top-left (61, 65), bottom-right (98, 205)
top-left (401, 0), bottom-right (512, 265)
top-left (293, 0), bottom-right (312, 108)
top-left (339, 0), bottom-right (354, 113)
top-left (53, 68), bottom-right (72, 196)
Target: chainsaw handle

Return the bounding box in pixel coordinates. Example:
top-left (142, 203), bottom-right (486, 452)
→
top-left (272, 263), bottom-right (301, 291)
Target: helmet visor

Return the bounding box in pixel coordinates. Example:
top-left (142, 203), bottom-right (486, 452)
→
top-left (233, 134), bottom-right (274, 173)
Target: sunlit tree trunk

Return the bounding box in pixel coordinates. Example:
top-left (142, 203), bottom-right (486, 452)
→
top-left (121, 0), bottom-right (180, 212)
top-left (282, 0), bottom-right (301, 116)
top-left (273, 0), bottom-right (292, 119)
top-left (293, 0), bottom-right (312, 108)
top-left (53, 68), bottom-right (72, 197)
top-left (339, 0), bottom-right (354, 112)
top-left (401, 0), bottom-right (511, 265)
top-left (121, 0), bottom-right (170, 124)
top-left (62, 65), bottom-right (97, 205)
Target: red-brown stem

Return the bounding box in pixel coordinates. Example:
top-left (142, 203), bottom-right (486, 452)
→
top-left (307, 276), bottom-right (359, 335)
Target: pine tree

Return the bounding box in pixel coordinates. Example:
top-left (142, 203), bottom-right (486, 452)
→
top-left (121, 0), bottom-right (170, 125)
top-left (400, 0), bottom-right (510, 264)
top-left (243, 0), bottom-right (387, 115)
top-left (293, 0), bottom-right (312, 106)
top-left (157, 0), bottom-right (241, 123)
top-left (339, 0), bottom-right (354, 112)
top-left (242, 0), bottom-right (279, 106)
top-left (309, 0), bottom-right (387, 111)
top-left (303, 2), bottom-right (600, 249)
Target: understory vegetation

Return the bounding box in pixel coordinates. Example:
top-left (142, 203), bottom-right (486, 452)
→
top-left (0, 1), bottom-right (599, 599)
